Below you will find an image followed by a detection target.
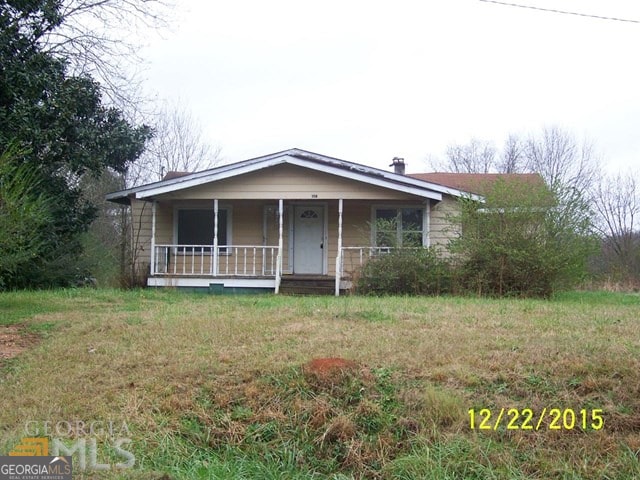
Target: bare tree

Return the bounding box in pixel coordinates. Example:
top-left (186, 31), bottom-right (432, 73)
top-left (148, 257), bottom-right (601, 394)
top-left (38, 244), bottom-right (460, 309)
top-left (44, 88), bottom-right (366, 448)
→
top-left (99, 101), bottom-right (221, 286)
top-left (37, 0), bottom-right (172, 109)
top-left (427, 128), bottom-right (600, 184)
top-left (430, 138), bottom-right (497, 173)
top-left (496, 134), bottom-right (524, 173)
top-left (523, 126), bottom-right (600, 194)
top-left (592, 170), bottom-right (640, 278)
top-left (126, 100), bottom-right (222, 186)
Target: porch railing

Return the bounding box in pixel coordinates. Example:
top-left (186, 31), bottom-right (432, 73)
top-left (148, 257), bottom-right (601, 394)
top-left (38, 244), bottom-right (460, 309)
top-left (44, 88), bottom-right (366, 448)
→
top-left (153, 245), bottom-right (279, 277)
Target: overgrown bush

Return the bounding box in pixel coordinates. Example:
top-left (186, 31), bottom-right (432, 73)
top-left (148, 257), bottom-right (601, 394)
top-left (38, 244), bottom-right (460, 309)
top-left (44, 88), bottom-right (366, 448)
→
top-left (0, 148), bottom-right (53, 290)
top-left (449, 178), bottom-right (597, 298)
top-left (356, 178), bottom-right (596, 298)
top-left (356, 247), bottom-right (452, 295)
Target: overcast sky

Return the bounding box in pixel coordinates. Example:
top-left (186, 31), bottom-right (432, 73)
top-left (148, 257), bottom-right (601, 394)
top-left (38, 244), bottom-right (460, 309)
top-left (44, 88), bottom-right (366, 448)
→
top-left (140, 0), bottom-right (640, 173)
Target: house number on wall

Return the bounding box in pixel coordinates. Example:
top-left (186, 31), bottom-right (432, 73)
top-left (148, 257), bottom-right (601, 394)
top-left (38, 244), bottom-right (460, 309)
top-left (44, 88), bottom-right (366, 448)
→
top-left (311, 194), bottom-right (318, 198)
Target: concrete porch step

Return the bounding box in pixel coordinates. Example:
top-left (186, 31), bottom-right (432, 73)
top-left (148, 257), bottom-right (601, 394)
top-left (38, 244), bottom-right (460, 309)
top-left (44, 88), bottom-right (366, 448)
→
top-left (279, 275), bottom-right (339, 295)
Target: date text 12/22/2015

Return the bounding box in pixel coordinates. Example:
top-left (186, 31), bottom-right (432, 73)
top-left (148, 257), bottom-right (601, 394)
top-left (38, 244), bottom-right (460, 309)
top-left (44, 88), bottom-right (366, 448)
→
top-left (468, 408), bottom-right (604, 431)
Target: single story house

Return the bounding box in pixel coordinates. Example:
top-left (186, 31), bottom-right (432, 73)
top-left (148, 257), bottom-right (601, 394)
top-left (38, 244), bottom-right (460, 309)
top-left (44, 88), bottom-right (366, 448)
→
top-left (106, 148), bottom-right (542, 295)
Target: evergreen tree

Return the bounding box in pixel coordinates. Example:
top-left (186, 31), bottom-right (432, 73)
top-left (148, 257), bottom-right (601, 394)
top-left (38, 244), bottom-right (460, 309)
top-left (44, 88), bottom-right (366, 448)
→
top-left (0, 0), bottom-right (151, 288)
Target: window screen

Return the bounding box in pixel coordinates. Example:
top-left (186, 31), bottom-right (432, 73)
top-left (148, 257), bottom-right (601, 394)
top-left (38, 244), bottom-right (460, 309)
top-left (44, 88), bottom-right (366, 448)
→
top-left (177, 209), bottom-right (227, 251)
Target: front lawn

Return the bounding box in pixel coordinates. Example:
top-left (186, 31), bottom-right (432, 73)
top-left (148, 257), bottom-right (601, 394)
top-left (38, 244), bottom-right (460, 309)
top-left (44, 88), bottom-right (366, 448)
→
top-left (1, 289), bottom-right (639, 478)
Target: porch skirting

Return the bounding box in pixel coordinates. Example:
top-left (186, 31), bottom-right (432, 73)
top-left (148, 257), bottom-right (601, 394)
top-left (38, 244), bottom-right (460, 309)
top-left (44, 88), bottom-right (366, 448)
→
top-left (148, 276), bottom-right (276, 289)
top-left (147, 275), bottom-right (353, 294)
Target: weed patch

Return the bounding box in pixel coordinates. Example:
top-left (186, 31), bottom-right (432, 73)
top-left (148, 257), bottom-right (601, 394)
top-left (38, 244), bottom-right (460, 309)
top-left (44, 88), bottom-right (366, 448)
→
top-left (140, 360), bottom-right (430, 478)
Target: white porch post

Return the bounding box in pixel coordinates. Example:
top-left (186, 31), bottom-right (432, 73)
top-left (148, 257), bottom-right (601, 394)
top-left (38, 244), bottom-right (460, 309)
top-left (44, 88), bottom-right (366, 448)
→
top-left (150, 200), bottom-right (157, 276)
top-left (335, 198), bottom-right (343, 296)
top-left (275, 199), bottom-right (283, 294)
top-left (213, 199), bottom-right (219, 276)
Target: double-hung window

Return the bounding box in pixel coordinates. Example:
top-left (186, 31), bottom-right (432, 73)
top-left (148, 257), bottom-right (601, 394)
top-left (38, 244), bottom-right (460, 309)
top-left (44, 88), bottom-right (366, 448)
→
top-left (176, 208), bottom-right (229, 253)
top-left (373, 207), bottom-right (425, 248)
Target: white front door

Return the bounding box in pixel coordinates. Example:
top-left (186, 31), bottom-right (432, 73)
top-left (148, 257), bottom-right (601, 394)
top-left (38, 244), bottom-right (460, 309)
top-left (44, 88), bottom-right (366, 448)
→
top-left (293, 205), bottom-right (324, 274)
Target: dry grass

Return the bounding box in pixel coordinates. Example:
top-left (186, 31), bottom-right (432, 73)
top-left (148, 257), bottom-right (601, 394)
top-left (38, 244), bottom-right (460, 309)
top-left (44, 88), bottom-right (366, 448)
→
top-left (0, 289), bottom-right (639, 478)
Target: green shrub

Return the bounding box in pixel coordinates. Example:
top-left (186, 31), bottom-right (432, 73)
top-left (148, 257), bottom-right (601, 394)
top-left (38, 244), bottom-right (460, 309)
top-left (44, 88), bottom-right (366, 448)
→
top-left (0, 147), bottom-right (54, 290)
top-left (447, 178), bottom-right (597, 298)
top-left (356, 248), bottom-right (452, 296)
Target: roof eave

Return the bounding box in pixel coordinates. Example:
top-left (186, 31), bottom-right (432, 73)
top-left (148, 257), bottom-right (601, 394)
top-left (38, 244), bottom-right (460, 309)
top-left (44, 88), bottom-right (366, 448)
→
top-left (106, 148), bottom-right (483, 203)
top-left (134, 154), bottom-right (447, 201)
top-left (105, 191), bottom-right (131, 205)
top-left (135, 156), bottom-right (289, 199)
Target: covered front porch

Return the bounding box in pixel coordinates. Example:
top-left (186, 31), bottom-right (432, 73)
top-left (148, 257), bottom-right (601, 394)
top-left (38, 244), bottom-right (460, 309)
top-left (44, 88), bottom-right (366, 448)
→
top-left (144, 197), bottom-right (433, 295)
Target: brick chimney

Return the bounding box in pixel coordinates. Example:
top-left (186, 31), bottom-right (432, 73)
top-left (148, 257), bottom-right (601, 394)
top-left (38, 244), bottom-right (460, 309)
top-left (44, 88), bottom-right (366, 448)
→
top-left (390, 157), bottom-right (405, 175)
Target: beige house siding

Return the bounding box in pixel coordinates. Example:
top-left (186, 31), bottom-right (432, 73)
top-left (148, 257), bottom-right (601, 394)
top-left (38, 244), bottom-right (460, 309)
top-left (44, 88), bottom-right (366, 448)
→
top-left (341, 201), bottom-right (372, 247)
top-left (430, 194), bottom-right (460, 250)
top-left (156, 201), bottom-right (173, 244)
top-left (163, 164), bottom-right (420, 201)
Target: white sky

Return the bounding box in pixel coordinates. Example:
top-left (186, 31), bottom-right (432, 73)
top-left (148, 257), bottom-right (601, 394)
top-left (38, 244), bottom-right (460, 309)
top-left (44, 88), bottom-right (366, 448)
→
top-left (140, 0), bottom-right (640, 173)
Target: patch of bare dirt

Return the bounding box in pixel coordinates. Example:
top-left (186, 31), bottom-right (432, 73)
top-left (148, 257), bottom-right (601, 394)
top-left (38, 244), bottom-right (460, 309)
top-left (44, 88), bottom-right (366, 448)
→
top-left (302, 357), bottom-right (374, 391)
top-left (0, 325), bottom-right (39, 362)
top-left (304, 357), bottom-right (358, 378)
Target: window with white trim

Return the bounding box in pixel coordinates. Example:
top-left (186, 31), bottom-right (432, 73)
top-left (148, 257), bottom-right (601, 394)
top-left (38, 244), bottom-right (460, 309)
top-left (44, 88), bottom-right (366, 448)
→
top-left (176, 208), bottom-right (230, 252)
top-left (374, 207), bottom-right (424, 247)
